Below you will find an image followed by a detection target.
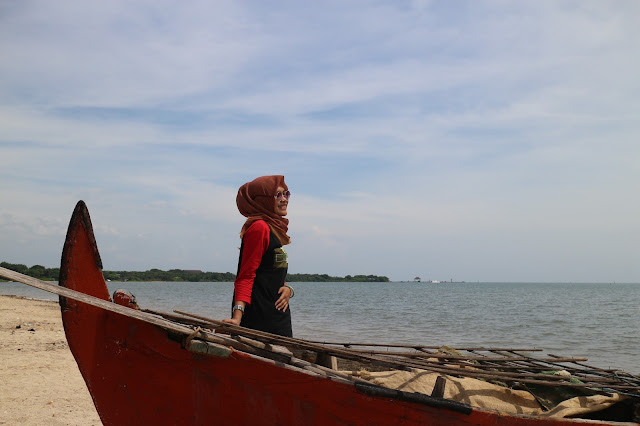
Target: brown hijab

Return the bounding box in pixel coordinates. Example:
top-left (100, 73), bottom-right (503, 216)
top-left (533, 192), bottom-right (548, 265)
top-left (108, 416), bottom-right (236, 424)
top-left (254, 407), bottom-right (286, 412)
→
top-left (236, 175), bottom-right (291, 245)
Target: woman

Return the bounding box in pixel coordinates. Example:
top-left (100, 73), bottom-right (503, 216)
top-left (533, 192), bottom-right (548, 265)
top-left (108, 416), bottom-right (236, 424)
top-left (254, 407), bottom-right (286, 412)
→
top-left (222, 175), bottom-right (294, 337)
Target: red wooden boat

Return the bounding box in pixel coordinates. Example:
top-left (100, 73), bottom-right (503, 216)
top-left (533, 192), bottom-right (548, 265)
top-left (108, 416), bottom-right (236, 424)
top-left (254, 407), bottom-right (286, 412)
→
top-left (1, 201), bottom-right (639, 425)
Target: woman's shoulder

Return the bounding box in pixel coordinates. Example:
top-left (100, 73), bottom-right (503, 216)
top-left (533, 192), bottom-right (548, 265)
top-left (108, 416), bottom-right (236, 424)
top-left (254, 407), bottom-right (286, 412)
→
top-left (246, 220), bottom-right (270, 234)
top-left (243, 220), bottom-right (271, 247)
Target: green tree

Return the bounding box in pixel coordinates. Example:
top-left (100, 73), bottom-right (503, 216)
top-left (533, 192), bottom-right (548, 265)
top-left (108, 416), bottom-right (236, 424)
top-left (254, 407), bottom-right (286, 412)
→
top-left (27, 265), bottom-right (46, 278)
top-left (1, 262), bottom-right (28, 274)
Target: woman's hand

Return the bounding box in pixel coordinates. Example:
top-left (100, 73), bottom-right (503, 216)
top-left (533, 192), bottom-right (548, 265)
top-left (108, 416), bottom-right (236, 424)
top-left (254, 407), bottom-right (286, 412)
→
top-left (222, 317), bottom-right (241, 326)
top-left (275, 285), bottom-right (292, 312)
top-left (222, 302), bottom-right (245, 325)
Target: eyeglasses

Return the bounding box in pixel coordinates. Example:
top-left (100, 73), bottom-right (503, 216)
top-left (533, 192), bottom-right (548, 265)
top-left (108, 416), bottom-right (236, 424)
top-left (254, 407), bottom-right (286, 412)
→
top-left (256, 190), bottom-right (291, 201)
top-left (275, 190), bottom-right (291, 201)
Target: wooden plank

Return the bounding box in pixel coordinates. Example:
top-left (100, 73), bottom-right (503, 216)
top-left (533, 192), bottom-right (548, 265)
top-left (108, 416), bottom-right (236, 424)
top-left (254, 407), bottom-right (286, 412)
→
top-left (174, 310), bottom-right (404, 367)
top-left (431, 376), bottom-right (446, 398)
top-left (186, 340), bottom-right (232, 358)
top-left (0, 267), bottom-right (197, 337)
top-left (0, 267), bottom-right (364, 386)
top-left (316, 352), bottom-right (338, 370)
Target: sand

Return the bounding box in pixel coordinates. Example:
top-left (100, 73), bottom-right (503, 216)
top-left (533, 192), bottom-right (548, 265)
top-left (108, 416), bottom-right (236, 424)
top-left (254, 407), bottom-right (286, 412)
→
top-left (0, 295), bottom-right (102, 426)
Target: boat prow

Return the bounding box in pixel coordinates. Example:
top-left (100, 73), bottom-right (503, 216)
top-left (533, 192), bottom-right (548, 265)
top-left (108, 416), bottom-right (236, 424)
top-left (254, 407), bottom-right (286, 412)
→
top-left (54, 202), bottom-right (478, 425)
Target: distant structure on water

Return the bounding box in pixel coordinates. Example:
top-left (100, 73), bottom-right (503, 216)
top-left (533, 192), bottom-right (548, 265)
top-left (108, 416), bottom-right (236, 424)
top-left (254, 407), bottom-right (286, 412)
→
top-left (416, 278), bottom-right (467, 284)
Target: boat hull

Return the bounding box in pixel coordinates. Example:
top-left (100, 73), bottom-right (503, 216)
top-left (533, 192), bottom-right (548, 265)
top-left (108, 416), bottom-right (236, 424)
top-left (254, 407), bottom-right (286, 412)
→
top-left (57, 201), bottom-right (634, 425)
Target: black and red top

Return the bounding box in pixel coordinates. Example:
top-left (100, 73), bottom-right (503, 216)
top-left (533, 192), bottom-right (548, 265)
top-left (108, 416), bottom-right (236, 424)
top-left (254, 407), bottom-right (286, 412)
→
top-left (233, 220), bottom-right (292, 337)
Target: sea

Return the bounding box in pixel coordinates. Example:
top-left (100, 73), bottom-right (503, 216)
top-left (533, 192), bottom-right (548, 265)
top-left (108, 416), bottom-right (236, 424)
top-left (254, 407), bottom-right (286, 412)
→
top-left (1, 280), bottom-right (638, 375)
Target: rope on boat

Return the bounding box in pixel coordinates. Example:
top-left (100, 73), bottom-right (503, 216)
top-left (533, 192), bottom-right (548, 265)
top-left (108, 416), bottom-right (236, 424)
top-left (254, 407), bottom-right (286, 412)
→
top-left (183, 326), bottom-right (203, 348)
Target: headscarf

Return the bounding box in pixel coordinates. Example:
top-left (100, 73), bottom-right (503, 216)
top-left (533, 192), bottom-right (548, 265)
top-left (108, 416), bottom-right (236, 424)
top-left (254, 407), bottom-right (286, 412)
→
top-left (236, 175), bottom-right (291, 245)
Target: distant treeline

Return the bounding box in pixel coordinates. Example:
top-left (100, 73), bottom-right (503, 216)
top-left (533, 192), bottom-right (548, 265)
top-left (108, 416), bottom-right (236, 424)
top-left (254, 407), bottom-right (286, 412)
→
top-left (0, 262), bottom-right (60, 281)
top-left (0, 262), bottom-right (389, 283)
top-left (286, 273), bottom-right (389, 282)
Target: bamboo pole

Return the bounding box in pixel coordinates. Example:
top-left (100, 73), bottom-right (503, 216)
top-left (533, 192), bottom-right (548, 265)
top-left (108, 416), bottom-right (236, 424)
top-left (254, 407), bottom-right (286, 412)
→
top-left (173, 310), bottom-right (414, 372)
top-left (172, 309), bottom-right (640, 395)
top-left (371, 354), bottom-right (640, 392)
top-left (305, 341), bottom-right (544, 352)
top-left (342, 348), bottom-right (588, 363)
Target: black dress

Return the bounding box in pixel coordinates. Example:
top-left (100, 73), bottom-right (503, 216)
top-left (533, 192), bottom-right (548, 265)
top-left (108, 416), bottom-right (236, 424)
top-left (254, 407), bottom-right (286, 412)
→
top-left (235, 229), bottom-right (292, 337)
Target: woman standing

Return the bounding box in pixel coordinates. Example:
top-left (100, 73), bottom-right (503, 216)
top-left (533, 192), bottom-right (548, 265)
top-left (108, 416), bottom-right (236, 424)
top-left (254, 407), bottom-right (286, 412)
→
top-left (222, 175), bottom-right (294, 337)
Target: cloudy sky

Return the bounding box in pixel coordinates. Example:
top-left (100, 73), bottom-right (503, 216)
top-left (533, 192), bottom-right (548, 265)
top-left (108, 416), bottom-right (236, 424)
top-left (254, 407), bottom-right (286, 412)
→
top-left (1, 1), bottom-right (638, 282)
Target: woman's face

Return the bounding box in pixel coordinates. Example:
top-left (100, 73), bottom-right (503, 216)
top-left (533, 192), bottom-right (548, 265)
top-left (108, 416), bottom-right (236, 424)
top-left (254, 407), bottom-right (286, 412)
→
top-left (274, 186), bottom-right (289, 216)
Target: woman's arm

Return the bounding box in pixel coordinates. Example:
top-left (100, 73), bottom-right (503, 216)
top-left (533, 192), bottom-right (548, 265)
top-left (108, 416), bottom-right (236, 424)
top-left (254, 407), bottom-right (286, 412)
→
top-left (222, 221), bottom-right (270, 325)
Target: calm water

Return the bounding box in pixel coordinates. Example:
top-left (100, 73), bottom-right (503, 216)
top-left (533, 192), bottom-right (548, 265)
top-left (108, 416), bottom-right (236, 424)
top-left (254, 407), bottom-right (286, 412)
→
top-left (2, 280), bottom-right (638, 374)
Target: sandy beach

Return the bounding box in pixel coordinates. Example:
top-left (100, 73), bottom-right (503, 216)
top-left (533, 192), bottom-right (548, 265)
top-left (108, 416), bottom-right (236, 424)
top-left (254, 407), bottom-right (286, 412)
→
top-left (0, 295), bottom-right (102, 425)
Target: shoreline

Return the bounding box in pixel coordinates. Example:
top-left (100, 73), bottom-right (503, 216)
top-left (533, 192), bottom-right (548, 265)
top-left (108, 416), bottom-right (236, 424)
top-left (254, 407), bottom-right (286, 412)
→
top-left (0, 295), bottom-right (102, 425)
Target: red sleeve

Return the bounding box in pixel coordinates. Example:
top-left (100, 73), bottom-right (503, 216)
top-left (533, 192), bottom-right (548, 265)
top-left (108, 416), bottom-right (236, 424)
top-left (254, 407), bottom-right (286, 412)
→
top-left (234, 221), bottom-right (270, 304)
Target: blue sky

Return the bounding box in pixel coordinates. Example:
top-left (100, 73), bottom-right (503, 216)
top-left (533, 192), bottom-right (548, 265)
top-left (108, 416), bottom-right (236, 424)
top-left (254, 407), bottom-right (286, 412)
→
top-left (1, 0), bottom-right (639, 282)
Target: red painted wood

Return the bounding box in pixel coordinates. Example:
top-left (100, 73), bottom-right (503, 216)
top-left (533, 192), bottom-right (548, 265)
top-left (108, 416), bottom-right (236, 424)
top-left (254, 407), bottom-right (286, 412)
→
top-left (58, 202), bottom-right (623, 426)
